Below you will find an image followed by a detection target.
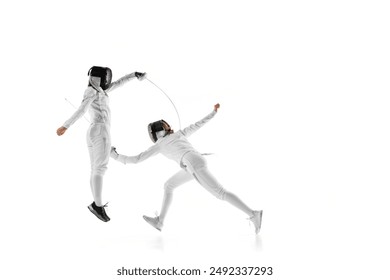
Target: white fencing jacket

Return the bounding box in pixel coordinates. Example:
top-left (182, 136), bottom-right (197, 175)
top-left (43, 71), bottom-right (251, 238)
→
top-left (113, 110), bottom-right (217, 165)
top-left (63, 73), bottom-right (137, 128)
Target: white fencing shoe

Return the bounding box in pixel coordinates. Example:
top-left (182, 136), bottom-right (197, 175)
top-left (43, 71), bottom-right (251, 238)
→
top-left (249, 210), bottom-right (263, 234)
top-left (143, 215), bottom-right (163, 231)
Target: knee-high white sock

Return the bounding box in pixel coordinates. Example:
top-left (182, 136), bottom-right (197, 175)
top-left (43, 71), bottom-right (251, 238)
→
top-left (159, 191), bottom-right (173, 224)
top-left (90, 175), bottom-right (95, 199)
top-left (224, 191), bottom-right (254, 216)
top-left (92, 174), bottom-right (103, 206)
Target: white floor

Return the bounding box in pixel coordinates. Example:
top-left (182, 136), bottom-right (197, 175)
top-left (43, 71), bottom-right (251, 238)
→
top-left (3, 154), bottom-right (390, 279)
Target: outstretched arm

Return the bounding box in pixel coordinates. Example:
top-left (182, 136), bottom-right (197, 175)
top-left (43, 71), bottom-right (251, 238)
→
top-left (56, 88), bottom-right (96, 136)
top-left (106, 72), bottom-right (147, 93)
top-left (110, 144), bottom-right (160, 164)
top-left (181, 103), bottom-right (220, 137)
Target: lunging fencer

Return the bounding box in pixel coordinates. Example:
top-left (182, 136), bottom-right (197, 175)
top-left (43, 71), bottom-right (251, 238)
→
top-left (110, 103), bottom-right (263, 234)
top-left (57, 66), bottom-right (146, 222)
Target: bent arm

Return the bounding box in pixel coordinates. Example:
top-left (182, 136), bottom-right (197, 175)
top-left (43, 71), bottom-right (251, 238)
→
top-left (112, 144), bottom-right (160, 164)
top-left (106, 72), bottom-right (137, 93)
top-left (63, 88), bottom-right (95, 128)
top-left (181, 110), bottom-right (217, 137)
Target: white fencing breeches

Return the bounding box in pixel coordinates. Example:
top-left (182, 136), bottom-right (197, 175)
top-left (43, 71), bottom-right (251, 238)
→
top-left (87, 123), bottom-right (111, 175)
top-left (87, 123), bottom-right (111, 206)
top-left (181, 152), bottom-right (227, 199)
top-left (159, 151), bottom-right (254, 223)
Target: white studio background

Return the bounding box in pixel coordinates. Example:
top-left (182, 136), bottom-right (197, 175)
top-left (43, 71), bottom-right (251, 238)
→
top-left (1, 0), bottom-right (390, 279)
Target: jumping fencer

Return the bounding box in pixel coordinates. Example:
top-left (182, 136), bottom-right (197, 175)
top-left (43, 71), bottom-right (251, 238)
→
top-left (110, 103), bottom-right (263, 234)
top-left (57, 66), bottom-right (146, 222)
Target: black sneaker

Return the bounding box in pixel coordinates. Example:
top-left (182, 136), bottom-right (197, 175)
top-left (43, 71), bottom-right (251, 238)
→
top-left (88, 202), bottom-right (110, 222)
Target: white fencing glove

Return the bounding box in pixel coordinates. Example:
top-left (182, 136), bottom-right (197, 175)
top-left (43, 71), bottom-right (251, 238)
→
top-left (110, 146), bottom-right (119, 160)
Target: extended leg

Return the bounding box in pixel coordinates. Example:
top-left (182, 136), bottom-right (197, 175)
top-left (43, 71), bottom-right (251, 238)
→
top-left (193, 166), bottom-right (254, 216)
top-left (86, 125), bottom-right (110, 222)
top-left (90, 132), bottom-right (109, 206)
top-left (193, 167), bottom-right (262, 233)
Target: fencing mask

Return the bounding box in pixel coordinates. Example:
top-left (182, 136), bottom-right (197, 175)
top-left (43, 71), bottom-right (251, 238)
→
top-left (148, 120), bottom-right (172, 143)
top-left (88, 66), bottom-right (112, 90)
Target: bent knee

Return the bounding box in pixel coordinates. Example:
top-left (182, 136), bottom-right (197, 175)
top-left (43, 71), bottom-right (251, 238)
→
top-left (164, 181), bottom-right (176, 193)
top-left (214, 187), bottom-right (227, 200)
top-left (92, 166), bottom-right (107, 176)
